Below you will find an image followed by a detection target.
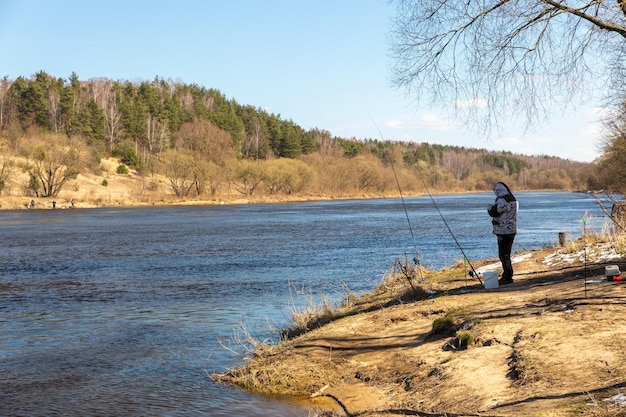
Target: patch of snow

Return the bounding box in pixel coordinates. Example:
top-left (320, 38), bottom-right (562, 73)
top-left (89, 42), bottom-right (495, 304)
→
top-left (475, 253), bottom-right (533, 274)
top-left (603, 393), bottom-right (626, 406)
top-left (513, 253), bottom-right (533, 263)
top-left (543, 243), bottom-right (623, 266)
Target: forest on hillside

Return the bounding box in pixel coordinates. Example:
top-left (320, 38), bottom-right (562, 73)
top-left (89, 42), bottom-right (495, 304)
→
top-left (0, 71), bottom-right (601, 201)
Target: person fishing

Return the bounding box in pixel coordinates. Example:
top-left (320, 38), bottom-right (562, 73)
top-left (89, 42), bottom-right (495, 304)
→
top-left (488, 182), bottom-right (518, 285)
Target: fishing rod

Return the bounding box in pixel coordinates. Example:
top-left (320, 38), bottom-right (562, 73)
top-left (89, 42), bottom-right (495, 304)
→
top-left (414, 164), bottom-right (483, 284)
top-left (371, 120), bottom-right (424, 286)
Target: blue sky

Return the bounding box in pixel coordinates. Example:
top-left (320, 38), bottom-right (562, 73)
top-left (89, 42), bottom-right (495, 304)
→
top-left (0, 0), bottom-right (604, 162)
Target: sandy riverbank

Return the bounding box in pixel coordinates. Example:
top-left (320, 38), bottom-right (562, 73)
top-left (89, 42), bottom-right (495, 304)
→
top-left (215, 240), bottom-right (626, 417)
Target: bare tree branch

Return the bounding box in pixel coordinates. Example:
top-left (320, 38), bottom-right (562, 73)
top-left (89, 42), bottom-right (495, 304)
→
top-left (390, 0), bottom-right (626, 134)
top-left (543, 0), bottom-right (626, 38)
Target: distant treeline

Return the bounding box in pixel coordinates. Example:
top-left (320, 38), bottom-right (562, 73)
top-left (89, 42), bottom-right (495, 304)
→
top-left (0, 71), bottom-right (599, 199)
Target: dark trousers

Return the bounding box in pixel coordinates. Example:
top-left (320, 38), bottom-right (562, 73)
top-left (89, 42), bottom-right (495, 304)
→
top-left (497, 233), bottom-right (516, 280)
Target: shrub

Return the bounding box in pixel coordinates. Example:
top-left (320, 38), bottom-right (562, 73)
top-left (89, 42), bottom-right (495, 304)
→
top-left (101, 179), bottom-right (108, 187)
top-left (431, 316), bottom-right (455, 336)
top-left (116, 164), bottom-right (129, 175)
top-left (112, 147), bottom-right (140, 169)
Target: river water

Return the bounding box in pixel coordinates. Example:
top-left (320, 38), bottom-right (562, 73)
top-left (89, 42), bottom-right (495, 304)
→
top-left (0, 192), bottom-right (608, 416)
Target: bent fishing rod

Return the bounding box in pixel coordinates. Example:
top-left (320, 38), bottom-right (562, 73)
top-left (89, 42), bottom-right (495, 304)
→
top-left (371, 120), bottom-right (424, 286)
top-left (371, 119), bottom-right (482, 285)
top-left (414, 164), bottom-right (483, 284)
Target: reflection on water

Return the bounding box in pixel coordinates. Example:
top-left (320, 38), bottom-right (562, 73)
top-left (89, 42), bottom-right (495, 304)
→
top-left (0, 193), bottom-right (607, 416)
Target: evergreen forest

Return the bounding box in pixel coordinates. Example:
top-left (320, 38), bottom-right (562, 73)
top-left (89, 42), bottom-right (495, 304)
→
top-left (0, 71), bottom-right (603, 204)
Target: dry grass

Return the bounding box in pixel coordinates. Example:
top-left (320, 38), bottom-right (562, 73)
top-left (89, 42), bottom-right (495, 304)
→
top-left (283, 294), bottom-right (337, 340)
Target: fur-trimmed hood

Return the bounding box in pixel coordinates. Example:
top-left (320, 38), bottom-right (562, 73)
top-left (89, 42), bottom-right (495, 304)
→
top-left (493, 182), bottom-right (515, 199)
top-left (488, 182), bottom-right (518, 235)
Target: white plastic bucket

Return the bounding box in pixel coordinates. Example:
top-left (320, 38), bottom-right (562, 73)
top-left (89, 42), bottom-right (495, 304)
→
top-left (605, 265), bottom-right (620, 277)
top-left (483, 271), bottom-right (499, 289)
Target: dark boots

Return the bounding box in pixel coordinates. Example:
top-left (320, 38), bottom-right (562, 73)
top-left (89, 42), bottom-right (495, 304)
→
top-left (499, 260), bottom-right (513, 285)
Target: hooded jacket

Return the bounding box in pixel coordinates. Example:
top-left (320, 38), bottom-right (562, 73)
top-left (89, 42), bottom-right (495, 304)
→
top-left (488, 182), bottom-right (518, 235)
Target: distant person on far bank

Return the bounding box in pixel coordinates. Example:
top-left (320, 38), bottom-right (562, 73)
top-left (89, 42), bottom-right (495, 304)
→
top-left (488, 182), bottom-right (518, 285)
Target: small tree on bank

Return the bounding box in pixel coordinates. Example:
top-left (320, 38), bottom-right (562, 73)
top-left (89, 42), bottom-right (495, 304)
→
top-left (164, 152), bottom-right (196, 198)
top-left (25, 143), bottom-right (81, 197)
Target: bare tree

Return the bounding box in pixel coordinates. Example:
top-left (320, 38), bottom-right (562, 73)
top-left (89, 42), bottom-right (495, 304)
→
top-left (164, 152), bottom-right (196, 197)
top-left (25, 142), bottom-right (81, 197)
top-left (163, 151), bottom-right (221, 198)
top-left (144, 114), bottom-right (168, 157)
top-left (442, 150), bottom-right (475, 181)
top-left (103, 94), bottom-right (123, 153)
top-left (229, 160), bottom-right (265, 196)
top-left (352, 155), bottom-right (387, 192)
top-left (6, 121), bottom-right (22, 152)
top-left (0, 157), bottom-right (15, 195)
top-left (47, 89), bottom-right (62, 133)
top-left (597, 101), bottom-right (626, 191)
top-left (178, 89), bottom-right (194, 113)
top-left (173, 118), bottom-right (234, 164)
top-left (389, 1), bottom-right (626, 133)
top-left (241, 118), bottom-right (266, 159)
top-left (262, 158), bottom-right (315, 195)
top-left (314, 129), bottom-right (335, 156)
top-left (90, 79), bottom-right (123, 152)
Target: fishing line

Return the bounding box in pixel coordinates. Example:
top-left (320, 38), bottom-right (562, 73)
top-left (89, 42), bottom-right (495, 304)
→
top-left (371, 119), bottom-right (424, 285)
top-left (415, 164), bottom-right (483, 284)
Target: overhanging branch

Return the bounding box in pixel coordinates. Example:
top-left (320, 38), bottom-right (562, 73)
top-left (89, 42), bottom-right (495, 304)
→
top-left (544, 0), bottom-right (626, 38)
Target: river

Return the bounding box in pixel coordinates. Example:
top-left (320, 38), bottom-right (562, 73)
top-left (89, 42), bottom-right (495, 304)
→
top-left (0, 192), bottom-right (608, 416)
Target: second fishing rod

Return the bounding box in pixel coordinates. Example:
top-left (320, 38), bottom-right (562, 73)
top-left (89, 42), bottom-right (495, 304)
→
top-left (414, 165), bottom-right (483, 285)
top-left (373, 121), bottom-right (482, 285)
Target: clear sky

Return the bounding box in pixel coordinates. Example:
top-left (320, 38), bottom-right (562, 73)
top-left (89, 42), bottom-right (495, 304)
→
top-left (0, 0), bottom-right (604, 162)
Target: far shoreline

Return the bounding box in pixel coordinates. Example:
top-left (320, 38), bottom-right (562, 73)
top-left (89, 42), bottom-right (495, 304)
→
top-left (0, 189), bottom-right (592, 211)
